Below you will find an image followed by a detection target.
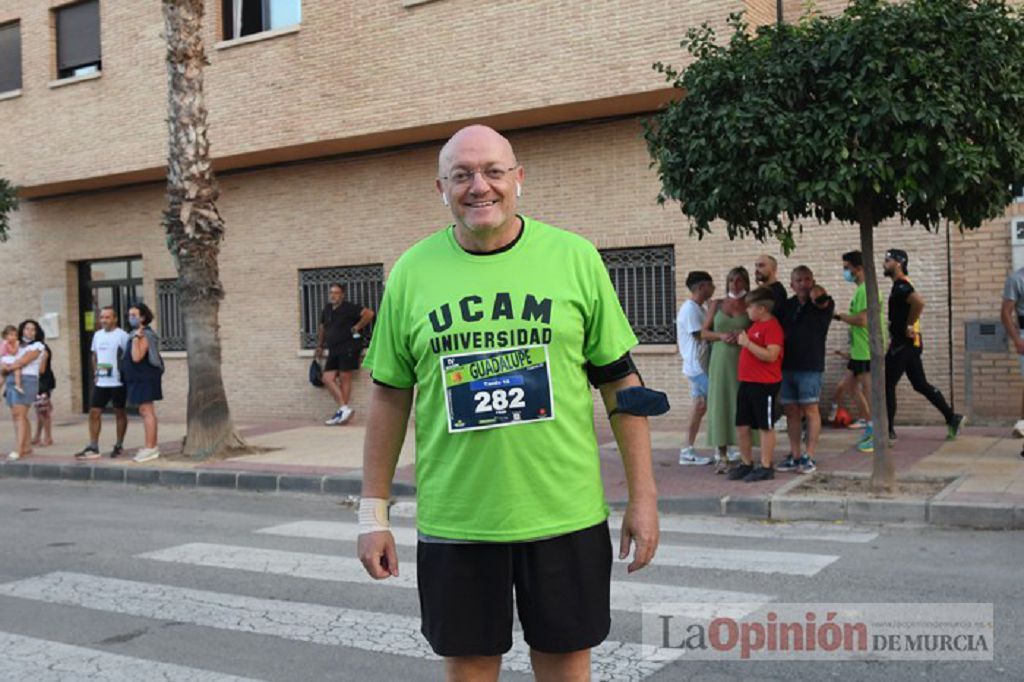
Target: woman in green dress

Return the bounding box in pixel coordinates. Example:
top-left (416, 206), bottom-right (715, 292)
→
top-left (702, 266), bottom-right (754, 472)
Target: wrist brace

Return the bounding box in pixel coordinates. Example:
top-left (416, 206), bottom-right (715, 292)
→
top-left (358, 497), bottom-right (391, 534)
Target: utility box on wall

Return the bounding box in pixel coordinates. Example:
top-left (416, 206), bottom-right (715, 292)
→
top-left (963, 319), bottom-right (1010, 419)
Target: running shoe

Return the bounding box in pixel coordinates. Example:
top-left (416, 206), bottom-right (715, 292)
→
top-left (338, 406), bottom-right (354, 425)
top-left (947, 414), bottom-right (966, 440)
top-left (110, 444), bottom-right (124, 459)
top-left (826, 403), bottom-right (838, 423)
top-left (743, 466), bottom-right (775, 482)
top-left (74, 446), bottom-right (100, 460)
top-left (857, 437), bottom-right (874, 453)
top-left (679, 447), bottom-right (712, 466)
top-left (325, 408), bottom-right (345, 426)
top-left (727, 463), bottom-right (754, 480)
top-left (726, 447), bottom-right (742, 463)
top-left (797, 455), bottom-right (817, 474)
top-left (776, 455), bottom-right (799, 473)
top-left (848, 418), bottom-right (869, 429)
top-left (132, 448), bottom-right (160, 463)
top-left (6, 451), bottom-right (20, 461)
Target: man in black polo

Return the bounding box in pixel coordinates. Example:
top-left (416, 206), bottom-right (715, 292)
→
top-left (316, 283), bottom-right (375, 425)
top-left (776, 265), bottom-right (833, 474)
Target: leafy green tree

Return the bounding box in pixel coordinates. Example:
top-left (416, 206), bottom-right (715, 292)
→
top-left (645, 0), bottom-right (1024, 490)
top-left (0, 176), bottom-right (18, 243)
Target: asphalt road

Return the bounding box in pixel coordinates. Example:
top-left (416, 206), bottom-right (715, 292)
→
top-left (0, 479), bottom-right (1020, 681)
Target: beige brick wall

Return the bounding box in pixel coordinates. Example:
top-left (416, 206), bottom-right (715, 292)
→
top-left (1, 117), bottom-right (1017, 429)
top-left (0, 0), bottom-right (747, 190)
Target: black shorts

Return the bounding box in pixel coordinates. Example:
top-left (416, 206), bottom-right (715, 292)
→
top-left (324, 344), bottom-right (361, 372)
top-left (847, 359), bottom-right (870, 376)
top-left (89, 385), bottom-right (127, 410)
top-left (736, 381), bottom-right (781, 430)
top-left (417, 520), bottom-right (612, 657)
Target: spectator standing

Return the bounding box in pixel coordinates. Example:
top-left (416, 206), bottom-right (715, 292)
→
top-left (676, 271), bottom-right (715, 466)
top-left (1000, 264), bottom-right (1024, 457)
top-left (31, 326), bottom-right (56, 447)
top-left (316, 283), bottom-right (375, 426)
top-left (124, 304), bottom-right (164, 463)
top-left (75, 307), bottom-right (130, 460)
top-left (701, 266), bottom-right (752, 472)
top-left (2, 320), bottom-right (45, 461)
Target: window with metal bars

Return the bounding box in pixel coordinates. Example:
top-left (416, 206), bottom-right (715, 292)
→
top-left (156, 279), bottom-right (187, 352)
top-left (299, 265), bottom-right (384, 349)
top-left (598, 245), bottom-right (676, 344)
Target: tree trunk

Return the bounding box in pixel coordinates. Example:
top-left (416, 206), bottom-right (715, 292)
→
top-left (858, 215), bottom-right (895, 492)
top-left (163, 0), bottom-right (245, 459)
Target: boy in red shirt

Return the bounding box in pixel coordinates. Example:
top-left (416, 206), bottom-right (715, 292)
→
top-left (729, 287), bottom-right (785, 482)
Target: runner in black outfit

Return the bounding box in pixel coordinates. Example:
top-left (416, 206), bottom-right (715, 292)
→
top-left (881, 249), bottom-right (964, 444)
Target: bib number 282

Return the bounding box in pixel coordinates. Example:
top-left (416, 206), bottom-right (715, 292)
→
top-left (474, 387), bottom-right (526, 413)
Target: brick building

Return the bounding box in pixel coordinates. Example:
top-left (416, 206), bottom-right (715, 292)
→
top-left (0, 0), bottom-right (1020, 427)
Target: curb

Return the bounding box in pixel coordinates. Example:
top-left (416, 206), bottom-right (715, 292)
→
top-left (0, 460), bottom-right (416, 498)
top-left (1, 461), bottom-right (1020, 529)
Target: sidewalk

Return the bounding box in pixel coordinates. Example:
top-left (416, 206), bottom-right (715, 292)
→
top-left (1, 412), bottom-right (1022, 529)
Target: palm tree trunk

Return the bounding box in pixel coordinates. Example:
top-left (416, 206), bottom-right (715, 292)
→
top-left (858, 216), bottom-right (895, 492)
top-left (163, 0), bottom-right (245, 458)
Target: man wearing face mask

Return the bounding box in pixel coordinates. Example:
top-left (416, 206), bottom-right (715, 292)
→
top-left (829, 251), bottom-right (878, 445)
top-left (75, 306), bottom-right (131, 460)
top-left (872, 249), bottom-right (964, 448)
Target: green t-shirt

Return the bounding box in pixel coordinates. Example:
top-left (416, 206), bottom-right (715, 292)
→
top-left (363, 216), bottom-right (638, 542)
top-left (848, 282), bottom-right (885, 361)
top-left (849, 283), bottom-right (870, 361)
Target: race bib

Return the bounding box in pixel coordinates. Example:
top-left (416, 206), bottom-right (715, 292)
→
top-left (441, 345), bottom-right (555, 433)
top-left (97, 363), bottom-right (113, 378)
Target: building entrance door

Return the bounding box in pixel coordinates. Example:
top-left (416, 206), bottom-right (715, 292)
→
top-left (78, 258), bottom-right (144, 413)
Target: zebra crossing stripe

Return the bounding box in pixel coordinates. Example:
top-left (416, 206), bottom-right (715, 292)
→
top-left (0, 572), bottom-right (678, 682)
top-left (610, 515), bottom-right (878, 544)
top-left (139, 543), bottom-right (773, 619)
top-left (0, 630), bottom-right (263, 682)
top-left (256, 521), bottom-right (839, 575)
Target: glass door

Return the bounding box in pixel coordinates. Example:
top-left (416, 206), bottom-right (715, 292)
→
top-left (78, 258), bottom-right (143, 412)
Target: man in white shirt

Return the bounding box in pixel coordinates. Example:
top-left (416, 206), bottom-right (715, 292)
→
top-left (677, 271), bottom-right (714, 465)
top-left (75, 307), bottom-right (131, 460)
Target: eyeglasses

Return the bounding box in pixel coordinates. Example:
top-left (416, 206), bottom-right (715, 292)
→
top-left (442, 166), bottom-right (518, 186)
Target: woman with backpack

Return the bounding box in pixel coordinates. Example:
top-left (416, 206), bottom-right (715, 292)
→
top-left (124, 303), bottom-right (164, 463)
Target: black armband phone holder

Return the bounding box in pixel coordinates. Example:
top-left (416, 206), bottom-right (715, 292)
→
top-left (585, 353), bottom-right (639, 388)
top-left (608, 386), bottom-right (671, 418)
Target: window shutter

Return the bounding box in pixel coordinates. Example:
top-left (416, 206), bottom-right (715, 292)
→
top-left (57, 0), bottom-right (101, 72)
top-left (0, 23), bottom-right (21, 92)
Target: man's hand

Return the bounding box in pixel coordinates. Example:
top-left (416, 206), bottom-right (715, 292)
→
top-left (358, 531), bottom-right (399, 579)
top-left (619, 498), bottom-right (659, 573)
top-left (1015, 336), bottom-right (1024, 355)
top-left (314, 346), bottom-right (324, 360)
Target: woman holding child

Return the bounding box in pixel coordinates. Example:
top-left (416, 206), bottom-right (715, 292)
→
top-left (2, 320), bottom-right (47, 461)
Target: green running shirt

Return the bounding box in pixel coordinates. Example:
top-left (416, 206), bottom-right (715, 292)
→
top-left (848, 283), bottom-right (886, 361)
top-left (363, 216), bottom-right (638, 541)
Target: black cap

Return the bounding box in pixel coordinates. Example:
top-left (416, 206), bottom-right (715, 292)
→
top-left (686, 271), bottom-right (713, 289)
top-left (885, 249), bottom-right (909, 273)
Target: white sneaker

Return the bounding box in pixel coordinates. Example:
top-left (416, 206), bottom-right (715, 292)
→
top-left (1013, 419), bottom-right (1024, 438)
top-left (337, 406), bottom-right (354, 424)
top-left (826, 403), bottom-right (838, 423)
top-left (679, 446), bottom-right (712, 466)
top-left (726, 447), bottom-right (742, 462)
top-left (132, 448), bottom-right (160, 463)
top-left (6, 451), bottom-right (19, 461)
top-left (775, 415), bottom-right (788, 432)
top-left (325, 409), bottom-right (344, 426)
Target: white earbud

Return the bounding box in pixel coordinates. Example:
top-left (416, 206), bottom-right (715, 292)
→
top-left (442, 194), bottom-right (450, 206)
top-left (515, 182), bottom-right (522, 198)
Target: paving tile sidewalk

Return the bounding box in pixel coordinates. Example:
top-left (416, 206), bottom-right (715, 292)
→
top-left (2, 412), bottom-right (1022, 526)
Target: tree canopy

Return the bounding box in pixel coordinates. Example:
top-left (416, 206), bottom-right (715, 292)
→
top-left (645, 0), bottom-right (1024, 251)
